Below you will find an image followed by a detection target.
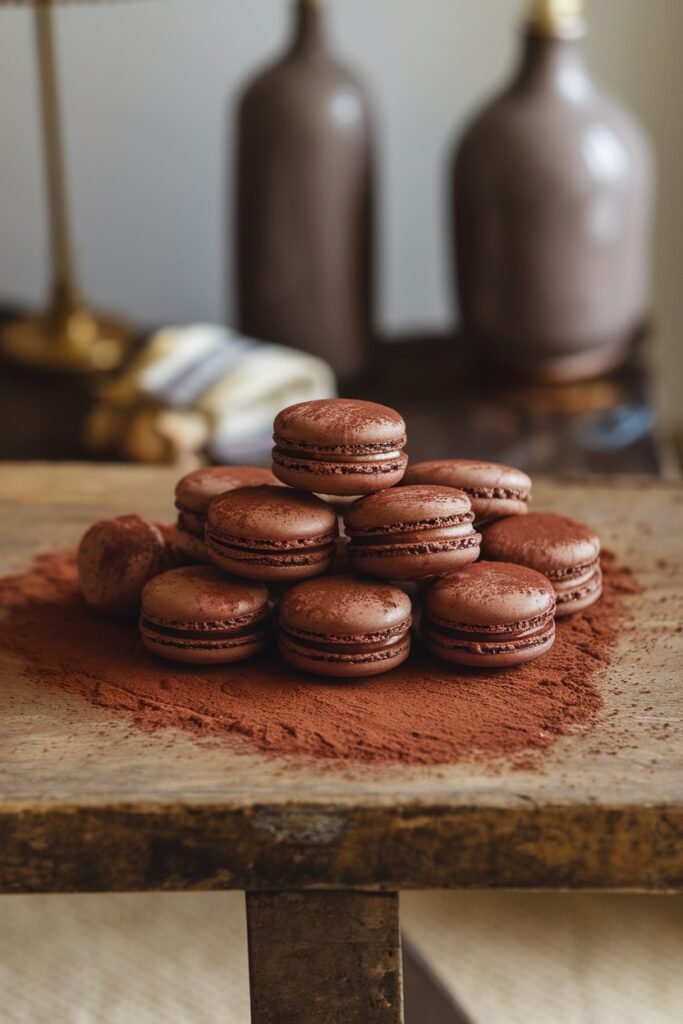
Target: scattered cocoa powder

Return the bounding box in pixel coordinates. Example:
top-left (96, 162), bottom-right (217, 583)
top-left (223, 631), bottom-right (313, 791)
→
top-left (0, 549), bottom-right (638, 766)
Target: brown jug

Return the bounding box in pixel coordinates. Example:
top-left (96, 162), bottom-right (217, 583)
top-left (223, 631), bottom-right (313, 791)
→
top-left (234, 0), bottom-right (374, 384)
top-left (452, 0), bottom-right (654, 382)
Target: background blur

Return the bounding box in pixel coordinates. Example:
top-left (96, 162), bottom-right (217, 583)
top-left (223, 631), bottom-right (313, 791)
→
top-left (1, 0), bottom-right (681, 424)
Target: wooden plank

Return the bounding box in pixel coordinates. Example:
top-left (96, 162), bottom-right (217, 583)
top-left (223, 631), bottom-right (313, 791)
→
top-left (246, 891), bottom-right (403, 1024)
top-left (0, 464), bottom-right (682, 893)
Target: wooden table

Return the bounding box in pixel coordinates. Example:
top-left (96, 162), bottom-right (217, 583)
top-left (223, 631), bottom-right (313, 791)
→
top-left (1, 465), bottom-right (681, 1023)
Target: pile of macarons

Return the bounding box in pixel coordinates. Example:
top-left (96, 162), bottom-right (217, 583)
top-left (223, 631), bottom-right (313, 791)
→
top-left (77, 398), bottom-right (603, 678)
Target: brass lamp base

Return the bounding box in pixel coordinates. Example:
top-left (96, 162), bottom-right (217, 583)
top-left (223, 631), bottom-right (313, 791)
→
top-left (1, 293), bottom-right (132, 373)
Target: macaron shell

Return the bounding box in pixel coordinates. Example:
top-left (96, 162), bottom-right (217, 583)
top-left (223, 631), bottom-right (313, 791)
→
top-left (175, 465), bottom-right (278, 514)
top-left (278, 576), bottom-right (412, 635)
top-left (424, 619), bottom-right (555, 668)
top-left (271, 453), bottom-right (408, 496)
top-left (279, 631), bottom-right (411, 678)
top-left (481, 513), bottom-right (600, 575)
top-left (403, 459), bottom-right (530, 495)
top-left (344, 485), bottom-right (473, 531)
top-left (78, 515), bottom-right (167, 617)
top-left (274, 398), bottom-right (407, 448)
top-left (554, 564), bottom-right (603, 616)
top-left (207, 486), bottom-right (338, 544)
top-left (425, 561), bottom-right (556, 627)
top-left (142, 565), bottom-right (268, 622)
top-left (402, 459), bottom-right (530, 523)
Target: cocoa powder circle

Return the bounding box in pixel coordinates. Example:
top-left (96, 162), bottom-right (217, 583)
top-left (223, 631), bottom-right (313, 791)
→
top-left (0, 550), bottom-right (637, 766)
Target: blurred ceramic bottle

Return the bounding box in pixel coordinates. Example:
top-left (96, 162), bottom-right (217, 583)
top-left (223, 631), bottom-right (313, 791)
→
top-left (234, 0), bottom-right (374, 384)
top-left (452, 0), bottom-right (654, 382)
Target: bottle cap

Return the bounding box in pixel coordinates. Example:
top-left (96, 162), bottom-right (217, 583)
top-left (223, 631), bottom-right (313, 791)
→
top-left (525, 0), bottom-right (586, 38)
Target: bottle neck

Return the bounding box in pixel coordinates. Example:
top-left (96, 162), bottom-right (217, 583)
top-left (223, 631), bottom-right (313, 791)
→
top-left (514, 30), bottom-right (592, 99)
top-left (290, 0), bottom-right (326, 56)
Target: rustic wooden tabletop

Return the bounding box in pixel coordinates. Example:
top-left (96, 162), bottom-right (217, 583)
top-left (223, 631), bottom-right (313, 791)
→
top-left (0, 463), bottom-right (681, 897)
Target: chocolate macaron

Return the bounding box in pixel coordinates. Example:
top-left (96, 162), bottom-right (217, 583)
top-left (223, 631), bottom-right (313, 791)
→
top-left (403, 459), bottom-right (531, 524)
top-left (174, 465), bottom-right (277, 561)
top-left (206, 485), bottom-right (338, 582)
top-left (344, 485), bottom-right (481, 580)
top-left (423, 562), bottom-right (556, 667)
top-left (278, 576), bottom-right (412, 678)
top-left (78, 514), bottom-right (169, 617)
top-left (481, 512), bottom-right (602, 616)
top-left (140, 565), bottom-right (269, 664)
top-left (272, 398), bottom-right (408, 496)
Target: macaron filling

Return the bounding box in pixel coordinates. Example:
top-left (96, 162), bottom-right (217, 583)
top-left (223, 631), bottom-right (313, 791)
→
top-left (349, 523), bottom-right (481, 557)
top-left (347, 513), bottom-right (477, 548)
top-left (140, 612), bottom-right (268, 642)
top-left (280, 620), bottom-right (410, 653)
top-left (348, 511), bottom-right (474, 535)
top-left (280, 627), bottom-right (411, 665)
top-left (272, 449), bottom-right (408, 477)
top-left (425, 609), bottom-right (554, 638)
top-left (544, 557), bottom-right (601, 583)
top-left (461, 486), bottom-right (529, 502)
top-left (424, 615), bottom-right (555, 656)
top-left (206, 529), bottom-right (337, 565)
top-left (273, 434), bottom-right (406, 459)
top-left (554, 566), bottom-right (603, 605)
top-left (176, 509), bottom-right (207, 538)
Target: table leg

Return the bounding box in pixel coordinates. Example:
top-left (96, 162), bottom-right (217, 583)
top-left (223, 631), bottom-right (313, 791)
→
top-left (246, 890), bottom-right (403, 1024)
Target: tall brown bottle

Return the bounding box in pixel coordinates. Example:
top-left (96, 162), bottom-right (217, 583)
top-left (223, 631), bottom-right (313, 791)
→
top-left (452, 0), bottom-right (654, 382)
top-left (234, 0), bottom-right (373, 384)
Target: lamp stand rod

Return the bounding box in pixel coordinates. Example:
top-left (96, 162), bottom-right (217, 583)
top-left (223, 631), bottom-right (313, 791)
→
top-left (34, 5), bottom-right (76, 304)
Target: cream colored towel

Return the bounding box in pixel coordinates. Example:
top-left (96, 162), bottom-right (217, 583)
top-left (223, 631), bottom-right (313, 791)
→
top-left (87, 324), bottom-right (336, 465)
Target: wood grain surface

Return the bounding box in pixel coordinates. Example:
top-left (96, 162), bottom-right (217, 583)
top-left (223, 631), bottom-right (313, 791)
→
top-left (247, 892), bottom-right (403, 1024)
top-left (0, 464), bottom-right (681, 894)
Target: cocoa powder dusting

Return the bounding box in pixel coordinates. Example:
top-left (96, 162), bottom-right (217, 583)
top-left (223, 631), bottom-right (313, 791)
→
top-left (0, 550), bottom-right (638, 766)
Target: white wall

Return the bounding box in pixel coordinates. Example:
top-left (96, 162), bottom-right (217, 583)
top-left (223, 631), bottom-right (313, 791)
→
top-left (0, 0), bottom-right (681, 421)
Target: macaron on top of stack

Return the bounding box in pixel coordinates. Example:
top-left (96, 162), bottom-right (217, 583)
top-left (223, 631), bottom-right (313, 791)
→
top-left (140, 565), bottom-right (270, 664)
top-left (78, 514), bottom-right (169, 618)
top-left (272, 398), bottom-right (408, 496)
top-left (481, 512), bottom-right (602, 616)
top-left (403, 459), bottom-right (531, 524)
top-left (278, 575), bottom-right (412, 678)
top-left (344, 484), bottom-right (481, 580)
top-left (206, 485), bottom-right (339, 582)
top-left (174, 465), bottom-right (278, 561)
top-left (423, 561), bottom-right (557, 667)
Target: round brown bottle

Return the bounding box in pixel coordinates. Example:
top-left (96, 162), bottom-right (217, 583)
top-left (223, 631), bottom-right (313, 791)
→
top-left (234, 0), bottom-right (374, 384)
top-left (452, 0), bottom-right (654, 382)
